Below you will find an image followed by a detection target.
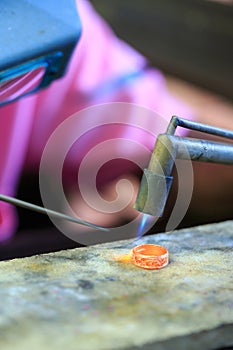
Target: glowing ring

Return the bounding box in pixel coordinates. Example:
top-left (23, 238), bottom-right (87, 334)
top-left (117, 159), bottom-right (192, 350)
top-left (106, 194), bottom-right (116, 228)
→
top-left (132, 244), bottom-right (169, 270)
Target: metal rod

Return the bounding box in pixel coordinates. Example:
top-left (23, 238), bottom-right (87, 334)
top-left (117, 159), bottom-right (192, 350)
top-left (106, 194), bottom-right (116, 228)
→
top-left (167, 116), bottom-right (233, 140)
top-left (135, 132), bottom-right (233, 216)
top-left (170, 136), bottom-right (233, 165)
top-left (0, 194), bottom-right (109, 232)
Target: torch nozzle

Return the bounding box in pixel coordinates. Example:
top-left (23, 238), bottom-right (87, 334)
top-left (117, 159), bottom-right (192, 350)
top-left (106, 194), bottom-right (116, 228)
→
top-left (134, 116), bottom-right (233, 217)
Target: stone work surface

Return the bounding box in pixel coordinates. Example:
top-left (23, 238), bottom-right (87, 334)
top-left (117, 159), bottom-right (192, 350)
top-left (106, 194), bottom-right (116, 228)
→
top-left (0, 221), bottom-right (232, 350)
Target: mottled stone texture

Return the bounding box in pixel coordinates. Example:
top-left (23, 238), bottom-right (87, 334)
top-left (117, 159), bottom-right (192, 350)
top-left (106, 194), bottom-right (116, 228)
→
top-left (0, 221), bottom-right (232, 350)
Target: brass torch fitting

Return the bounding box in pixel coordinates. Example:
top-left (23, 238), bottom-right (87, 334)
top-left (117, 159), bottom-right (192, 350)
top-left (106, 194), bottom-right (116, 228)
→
top-left (134, 134), bottom-right (176, 216)
top-left (134, 116), bottom-right (233, 217)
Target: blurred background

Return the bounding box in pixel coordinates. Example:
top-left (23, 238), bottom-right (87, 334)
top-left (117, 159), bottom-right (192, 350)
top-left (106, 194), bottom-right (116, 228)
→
top-left (1, 0), bottom-right (232, 259)
top-left (91, 0), bottom-right (233, 99)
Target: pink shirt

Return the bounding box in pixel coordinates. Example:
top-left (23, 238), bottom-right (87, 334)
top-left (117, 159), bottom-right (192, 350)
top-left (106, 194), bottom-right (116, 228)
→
top-left (0, 0), bottom-right (192, 241)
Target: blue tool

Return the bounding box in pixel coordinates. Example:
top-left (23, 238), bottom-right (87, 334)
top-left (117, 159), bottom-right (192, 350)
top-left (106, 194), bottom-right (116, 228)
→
top-left (0, 0), bottom-right (82, 106)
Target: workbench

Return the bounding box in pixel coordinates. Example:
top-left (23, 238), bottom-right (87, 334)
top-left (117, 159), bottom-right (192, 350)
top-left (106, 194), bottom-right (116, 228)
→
top-left (0, 220), bottom-right (232, 350)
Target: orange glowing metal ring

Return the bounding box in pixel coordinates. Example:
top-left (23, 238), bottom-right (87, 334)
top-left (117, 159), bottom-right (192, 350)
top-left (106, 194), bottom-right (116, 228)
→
top-left (132, 244), bottom-right (169, 270)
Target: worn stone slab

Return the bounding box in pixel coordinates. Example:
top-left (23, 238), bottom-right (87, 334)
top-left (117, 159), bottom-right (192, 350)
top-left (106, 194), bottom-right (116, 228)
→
top-left (0, 220), bottom-right (232, 350)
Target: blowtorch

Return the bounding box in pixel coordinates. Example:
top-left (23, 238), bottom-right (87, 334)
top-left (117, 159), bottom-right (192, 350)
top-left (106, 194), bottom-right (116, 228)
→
top-left (134, 115), bottom-right (233, 217)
